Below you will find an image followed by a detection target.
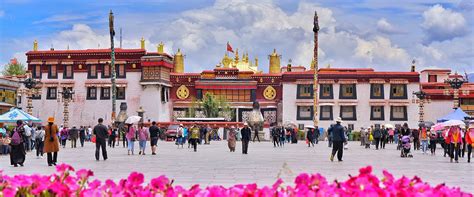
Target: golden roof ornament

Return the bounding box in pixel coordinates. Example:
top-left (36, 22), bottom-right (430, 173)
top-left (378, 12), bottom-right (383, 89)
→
top-left (157, 42), bottom-right (164, 53)
top-left (310, 58), bottom-right (315, 70)
top-left (221, 53), bottom-right (232, 68)
top-left (234, 49), bottom-right (240, 64)
top-left (33, 40), bottom-right (38, 51)
top-left (140, 37), bottom-right (145, 49)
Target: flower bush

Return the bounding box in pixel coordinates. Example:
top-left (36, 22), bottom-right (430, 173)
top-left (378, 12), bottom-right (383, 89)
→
top-left (0, 164), bottom-right (471, 196)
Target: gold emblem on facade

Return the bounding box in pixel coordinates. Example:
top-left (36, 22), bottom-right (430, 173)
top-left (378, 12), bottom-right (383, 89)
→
top-left (263, 86), bottom-right (276, 100)
top-left (176, 85), bottom-right (190, 100)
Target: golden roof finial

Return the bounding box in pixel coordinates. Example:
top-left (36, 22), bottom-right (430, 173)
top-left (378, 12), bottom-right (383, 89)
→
top-left (222, 53), bottom-right (231, 68)
top-left (140, 37), bottom-right (145, 49)
top-left (310, 58), bottom-right (315, 70)
top-left (326, 63), bottom-right (331, 68)
top-left (255, 57), bottom-right (258, 67)
top-left (157, 42), bottom-right (164, 53)
top-left (33, 40), bottom-right (38, 51)
top-left (234, 48), bottom-right (240, 64)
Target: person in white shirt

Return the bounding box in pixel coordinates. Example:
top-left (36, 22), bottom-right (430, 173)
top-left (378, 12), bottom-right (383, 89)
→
top-left (35, 126), bottom-right (45, 158)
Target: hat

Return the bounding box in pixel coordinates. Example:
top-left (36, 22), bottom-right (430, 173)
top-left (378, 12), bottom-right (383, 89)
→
top-left (243, 122), bottom-right (248, 126)
top-left (47, 117), bottom-right (55, 123)
top-left (335, 117), bottom-right (343, 123)
top-left (179, 124), bottom-right (183, 127)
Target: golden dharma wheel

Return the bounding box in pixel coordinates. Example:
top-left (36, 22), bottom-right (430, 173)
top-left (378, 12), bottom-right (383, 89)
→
top-left (176, 85), bottom-right (190, 100)
top-left (263, 86), bottom-right (276, 100)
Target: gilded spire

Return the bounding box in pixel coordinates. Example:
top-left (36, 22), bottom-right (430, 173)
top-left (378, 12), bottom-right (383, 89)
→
top-left (255, 57), bottom-right (258, 68)
top-left (33, 40), bottom-right (38, 51)
top-left (222, 53), bottom-right (232, 68)
top-left (140, 37), bottom-right (145, 49)
top-left (157, 42), bottom-right (164, 53)
top-left (174, 48), bottom-right (184, 73)
top-left (234, 49), bottom-right (240, 64)
top-left (310, 58), bottom-right (315, 70)
top-left (269, 49), bottom-right (281, 74)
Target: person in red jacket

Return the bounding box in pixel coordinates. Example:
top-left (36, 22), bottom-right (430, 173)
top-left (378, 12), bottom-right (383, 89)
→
top-left (446, 126), bottom-right (463, 163)
top-left (466, 121), bottom-right (474, 163)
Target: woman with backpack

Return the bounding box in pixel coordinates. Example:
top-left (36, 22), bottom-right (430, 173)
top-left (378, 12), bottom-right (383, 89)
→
top-left (35, 126), bottom-right (45, 158)
top-left (10, 120), bottom-right (26, 167)
top-left (138, 124), bottom-right (149, 155)
top-left (126, 124), bottom-right (136, 155)
top-left (59, 127), bottom-right (69, 148)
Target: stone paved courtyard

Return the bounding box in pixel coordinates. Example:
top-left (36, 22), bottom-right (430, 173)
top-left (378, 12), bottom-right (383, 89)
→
top-left (1, 140), bottom-right (473, 192)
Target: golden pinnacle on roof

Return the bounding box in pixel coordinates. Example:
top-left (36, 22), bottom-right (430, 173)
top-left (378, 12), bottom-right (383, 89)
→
top-left (157, 42), bottom-right (164, 53)
top-left (269, 49), bottom-right (281, 74)
top-left (140, 37), bottom-right (145, 49)
top-left (33, 40), bottom-right (38, 51)
top-left (174, 48), bottom-right (184, 73)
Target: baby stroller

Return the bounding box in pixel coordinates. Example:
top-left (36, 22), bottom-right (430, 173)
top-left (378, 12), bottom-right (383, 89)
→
top-left (400, 136), bottom-right (413, 158)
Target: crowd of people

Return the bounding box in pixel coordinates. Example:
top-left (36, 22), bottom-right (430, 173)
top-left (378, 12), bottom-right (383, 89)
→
top-left (1, 116), bottom-right (473, 167)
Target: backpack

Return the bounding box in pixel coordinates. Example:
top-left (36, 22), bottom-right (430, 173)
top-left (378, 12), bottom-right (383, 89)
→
top-left (24, 125), bottom-right (32, 137)
top-left (11, 131), bottom-right (21, 145)
top-left (177, 128), bottom-right (183, 137)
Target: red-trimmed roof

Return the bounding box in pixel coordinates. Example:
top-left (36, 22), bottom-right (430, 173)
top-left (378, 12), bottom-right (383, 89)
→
top-left (319, 68), bottom-right (374, 72)
top-left (420, 69), bottom-right (451, 73)
top-left (170, 73), bottom-right (201, 76)
top-left (26, 48), bottom-right (145, 55)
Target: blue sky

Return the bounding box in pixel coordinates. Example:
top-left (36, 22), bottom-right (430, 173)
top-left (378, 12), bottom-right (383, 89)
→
top-left (0, 0), bottom-right (472, 73)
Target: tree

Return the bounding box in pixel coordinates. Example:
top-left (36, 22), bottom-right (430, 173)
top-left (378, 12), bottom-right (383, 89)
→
top-left (217, 96), bottom-right (234, 121)
top-left (187, 97), bottom-right (201, 118)
top-left (2, 61), bottom-right (26, 76)
top-left (202, 92), bottom-right (219, 118)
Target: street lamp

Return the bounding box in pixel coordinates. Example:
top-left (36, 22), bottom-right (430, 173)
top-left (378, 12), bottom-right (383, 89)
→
top-left (20, 74), bottom-right (39, 115)
top-left (412, 91), bottom-right (431, 123)
top-left (444, 74), bottom-right (467, 109)
top-left (59, 88), bottom-right (75, 128)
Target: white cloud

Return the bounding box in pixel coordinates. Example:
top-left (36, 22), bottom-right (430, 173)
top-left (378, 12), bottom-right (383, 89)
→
top-left (376, 18), bottom-right (403, 34)
top-left (33, 14), bottom-right (89, 24)
top-left (421, 4), bottom-right (468, 43)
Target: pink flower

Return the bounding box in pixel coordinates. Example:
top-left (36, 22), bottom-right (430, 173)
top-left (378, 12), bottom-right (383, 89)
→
top-left (127, 172), bottom-right (144, 186)
top-left (76, 169), bottom-right (94, 180)
top-left (150, 175), bottom-right (170, 191)
top-left (55, 163), bottom-right (75, 173)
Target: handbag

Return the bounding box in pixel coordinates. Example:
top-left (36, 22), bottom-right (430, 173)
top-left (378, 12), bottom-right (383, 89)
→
top-left (91, 136), bottom-right (96, 143)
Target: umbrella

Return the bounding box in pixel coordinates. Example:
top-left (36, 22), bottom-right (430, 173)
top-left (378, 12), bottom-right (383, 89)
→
top-left (125, 116), bottom-right (141, 124)
top-left (284, 121), bottom-right (297, 128)
top-left (442, 120), bottom-right (466, 127)
top-left (384, 124), bottom-right (394, 129)
top-left (0, 108), bottom-right (41, 123)
top-left (304, 125), bottom-right (315, 129)
top-left (419, 121), bottom-right (435, 128)
top-left (431, 123), bottom-right (446, 131)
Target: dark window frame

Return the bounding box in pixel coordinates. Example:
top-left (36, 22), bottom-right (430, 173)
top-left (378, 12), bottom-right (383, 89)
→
top-left (296, 106), bottom-right (313, 120)
top-left (370, 84), bottom-right (384, 99)
top-left (339, 84), bottom-right (357, 99)
top-left (320, 106), bottom-right (333, 120)
top-left (88, 65), bottom-right (98, 79)
top-left (48, 65), bottom-right (58, 79)
top-left (33, 65), bottom-right (42, 79)
top-left (390, 106), bottom-right (408, 121)
top-left (116, 64), bottom-right (126, 78)
top-left (46, 87), bottom-right (57, 100)
top-left (100, 87), bottom-right (111, 100)
top-left (86, 87), bottom-right (97, 100)
top-left (428, 75), bottom-right (437, 82)
top-left (297, 84), bottom-right (313, 99)
top-left (102, 64), bottom-right (111, 78)
top-left (319, 84), bottom-right (333, 99)
top-left (340, 106), bottom-right (357, 121)
top-left (63, 65), bottom-right (74, 79)
top-left (390, 84), bottom-right (407, 99)
top-left (117, 87), bottom-right (126, 100)
top-left (370, 106), bottom-right (385, 120)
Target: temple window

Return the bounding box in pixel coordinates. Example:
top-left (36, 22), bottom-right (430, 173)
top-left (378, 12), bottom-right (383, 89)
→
top-left (340, 106), bottom-right (356, 120)
top-left (117, 64), bottom-right (126, 78)
top-left (390, 106), bottom-right (407, 121)
top-left (46, 87), bottom-right (57, 100)
top-left (390, 84), bottom-right (407, 99)
top-left (320, 106), bottom-right (333, 120)
top-left (370, 106), bottom-right (384, 120)
top-left (203, 89), bottom-right (251, 102)
top-left (87, 87), bottom-right (97, 100)
top-left (88, 65), bottom-right (97, 79)
top-left (297, 84), bottom-right (313, 99)
top-left (100, 87), bottom-right (110, 100)
top-left (339, 84), bottom-right (357, 99)
top-left (117, 87), bottom-right (126, 100)
top-left (319, 84), bottom-right (333, 99)
top-left (103, 64), bottom-right (111, 78)
top-left (48, 65), bottom-right (57, 79)
top-left (63, 65), bottom-right (73, 79)
top-left (297, 106), bottom-right (313, 120)
top-left (33, 65), bottom-right (42, 79)
top-left (370, 84), bottom-right (384, 99)
top-left (428, 75), bottom-right (437, 82)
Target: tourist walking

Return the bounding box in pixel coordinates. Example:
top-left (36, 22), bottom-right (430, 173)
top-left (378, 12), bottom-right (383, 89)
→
top-left (44, 117), bottom-right (59, 166)
top-left (447, 126), bottom-right (463, 163)
top-left (121, 127), bottom-right (127, 148)
top-left (149, 121), bottom-right (160, 155)
top-left (466, 121), bottom-right (474, 163)
top-left (330, 118), bottom-right (347, 162)
top-left (126, 124), bottom-right (136, 155)
top-left (60, 127), bottom-right (68, 148)
top-left (381, 125), bottom-right (388, 149)
top-left (190, 125), bottom-right (200, 152)
top-left (176, 124), bottom-right (184, 148)
top-left (227, 126), bottom-right (237, 152)
top-left (241, 123), bottom-right (251, 154)
top-left (271, 124), bottom-right (280, 147)
top-left (429, 129), bottom-right (438, 155)
top-left (35, 126), bottom-right (45, 158)
top-left (388, 127), bottom-right (394, 144)
top-left (306, 126), bottom-right (314, 147)
top-left (420, 127), bottom-right (429, 154)
top-left (373, 125), bottom-right (382, 150)
top-left (314, 126), bottom-right (320, 144)
top-left (205, 125), bottom-right (212, 144)
top-left (412, 128), bottom-right (420, 151)
top-left (79, 126), bottom-right (86, 147)
top-left (279, 125), bottom-right (285, 147)
top-left (360, 127), bottom-right (366, 146)
top-left (69, 126), bottom-right (78, 148)
top-left (327, 125), bottom-right (333, 147)
top-left (93, 118), bottom-right (108, 161)
top-left (252, 125), bottom-right (261, 143)
top-left (10, 120), bottom-right (26, 167)
top-left (22, 122), bottom-right (32, 152)
top-left (138, 124), bottom-right (149, 155)
top-left (285, 127), bottom-right (291, 143)
top-left (108, 126), bottom-right (117, 148)
top-left (364, 128), bottom-right (371, 149)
